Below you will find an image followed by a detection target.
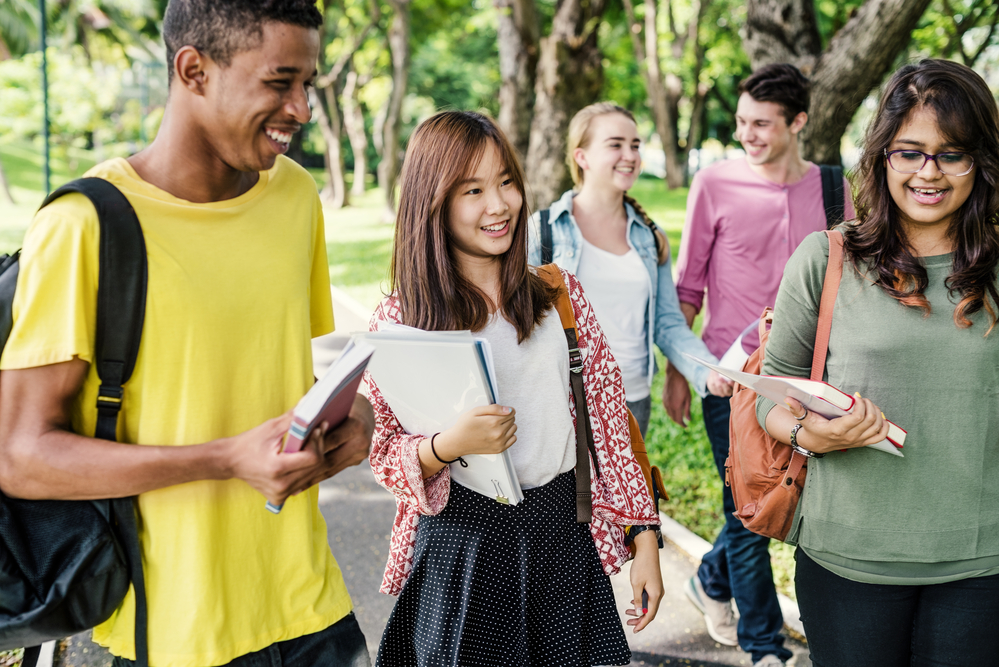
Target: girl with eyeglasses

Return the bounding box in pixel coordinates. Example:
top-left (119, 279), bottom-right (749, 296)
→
top-left (758, 59), bottom-right (999, 665)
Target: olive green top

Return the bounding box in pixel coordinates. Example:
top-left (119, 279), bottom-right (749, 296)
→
top-left (757, 231), bottom-right (999, 585)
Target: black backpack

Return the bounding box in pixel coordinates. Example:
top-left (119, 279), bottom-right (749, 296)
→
top-left (0, 178), bottom-right (149, 667)
top-left (537, 164), bottom-right (847, 265)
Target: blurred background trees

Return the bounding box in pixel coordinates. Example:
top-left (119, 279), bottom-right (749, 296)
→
top-left (0, 0), bottom-right (997, 212)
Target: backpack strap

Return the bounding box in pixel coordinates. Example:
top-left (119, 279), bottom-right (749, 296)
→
top-left (20, 645), bottom-right (41, 667)
top-left (42, 178), bottom-right (148, 442)
top-left (539, 209), bottom-right (554, 266)
top-left (536, 264), bottom-right (599, 522)
top-left (819, 164), bottom-right (846, 229)
top-left (785, 229), bottom-right (845, 484)
top-left (39, 178), bottom-right (149, 667)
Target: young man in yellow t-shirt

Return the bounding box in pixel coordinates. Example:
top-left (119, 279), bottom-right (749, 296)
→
top-left (0, 2), bottom-right (375, 666)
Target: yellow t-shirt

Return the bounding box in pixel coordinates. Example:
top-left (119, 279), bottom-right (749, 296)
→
top-left (1, 157), bottom-right (351, 667)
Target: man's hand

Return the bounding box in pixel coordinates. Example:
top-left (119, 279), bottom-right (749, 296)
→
top-left (227, 393), bottom-right (376, 507)
top-left (318, 392), bottom-right (376, 478)
top-left (663, 365), bottom-right (692, 427)
top-left (706, 370), bottom-right (734, 397)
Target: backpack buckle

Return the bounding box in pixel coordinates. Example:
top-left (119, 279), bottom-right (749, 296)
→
top-left (96, 385), bottom-right (124, 414)
top-left (568, 347), bottom-right (583, 373)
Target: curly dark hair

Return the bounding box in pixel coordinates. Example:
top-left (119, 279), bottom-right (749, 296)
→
top-left (844, 59), bottom-right (999, 334)
top-left (738, 63), bottom-right (810, 126)
top-left (163, 0), bottom-right (323, 83)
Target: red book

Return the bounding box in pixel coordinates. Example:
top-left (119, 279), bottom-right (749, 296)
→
top-left (283, 339), bottom-right (375, 453)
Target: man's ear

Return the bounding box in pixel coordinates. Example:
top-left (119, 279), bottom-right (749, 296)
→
top-left (789, 111), bottom-right (808, 135)
top-left (174, 46), bottom-right (209, 96)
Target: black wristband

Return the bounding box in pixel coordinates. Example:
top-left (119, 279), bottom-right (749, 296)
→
top-left (625, 524), bottom-right (663, 548)
top-left (430, 433), bottom-right (468, 468)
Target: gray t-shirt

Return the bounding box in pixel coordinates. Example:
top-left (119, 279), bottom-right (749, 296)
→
top-left (757, 230), bottom-right (999, 585)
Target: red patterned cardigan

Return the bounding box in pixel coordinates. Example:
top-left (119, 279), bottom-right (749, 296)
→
top-left (364, 268), bottom-right (661, 597)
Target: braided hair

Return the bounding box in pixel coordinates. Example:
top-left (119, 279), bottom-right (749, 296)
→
top-left (623, 193), bottom-right (670, 266)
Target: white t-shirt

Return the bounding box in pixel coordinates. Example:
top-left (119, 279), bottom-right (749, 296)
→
top-left (478, 310), bottom-right (575, 489)
top-left (575, 237), bottom-right (651, 400)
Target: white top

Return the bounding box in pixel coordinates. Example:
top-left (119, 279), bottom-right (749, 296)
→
top-left (479, 310), bottom-right (575, 489)
top-left (574, 237), bottom-right (651, 400)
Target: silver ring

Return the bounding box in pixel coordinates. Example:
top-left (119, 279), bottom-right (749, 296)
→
top-left (793, 407), bottom-right (808, 421)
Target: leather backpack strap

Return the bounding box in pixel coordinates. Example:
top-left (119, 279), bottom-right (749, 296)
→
top-left (39, 178), bottom-right (149, 667)
top-left (536, 264), bottom-right (598, 522)
top-left (786, 230), bottom-right (845, 486)
top-left (810, 230), bottom-right (844, 381)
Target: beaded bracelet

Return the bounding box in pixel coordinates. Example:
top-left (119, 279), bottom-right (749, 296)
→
top-left (430, 432), bottom-right (468, 468)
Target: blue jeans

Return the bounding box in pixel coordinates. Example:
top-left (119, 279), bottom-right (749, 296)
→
top-left (112, 612), bottom-right (369, 667)
top-left (697, 395), bottom-right (791, 664)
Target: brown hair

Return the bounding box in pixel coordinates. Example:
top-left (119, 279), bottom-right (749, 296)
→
top-left (737, 63), bottom-right (810, 126)
top-left (844, 59), bottom-right (999, 333)
top-left (565, 102), bottom-right (670, 265)
top-left (391, 111), bottom-right (559, 342)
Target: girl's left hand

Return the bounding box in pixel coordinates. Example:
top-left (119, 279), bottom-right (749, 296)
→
top-left (625, 530), bottom-right (664, 632)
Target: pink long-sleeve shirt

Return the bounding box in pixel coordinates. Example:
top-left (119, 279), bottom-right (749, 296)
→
top-left (675, 159), bottom-right (854, 358)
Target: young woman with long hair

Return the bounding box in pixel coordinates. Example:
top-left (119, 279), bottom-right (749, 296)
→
top-left (758, 59), bottom-right (999, 665)
top-left (528, 102), bottom-right (730, 437)
top-left (365, 110), bottom-right (665, 667)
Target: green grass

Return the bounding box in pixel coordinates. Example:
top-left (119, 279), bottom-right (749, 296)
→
top-left (0, 144), bottom-right (797, 600)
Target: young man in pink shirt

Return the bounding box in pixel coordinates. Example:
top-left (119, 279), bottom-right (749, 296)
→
top-left (669, 64), bottom-right (854, 667)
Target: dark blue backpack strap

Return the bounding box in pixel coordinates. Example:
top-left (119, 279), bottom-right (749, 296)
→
top-left (20, 645), bottom-right (41, 667)
top-left (820, 164), bottom-right (845, 228)
top-left (39, 178), bottom-right (149, 667)
top-left (539, 209), bottom-right (553, 266)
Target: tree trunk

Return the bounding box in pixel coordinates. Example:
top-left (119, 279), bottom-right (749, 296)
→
top-left (378, 0), bottom-right (411, 223)
top-left (744, 0), bottom-right (933, 165)
top-left (312, 86), bottom-right (349, 209)
top-left (495, 0), bottom-right (540, 162)
top-left (0, 158), bottom-right (14, 205)
top-left (525, 0), bottom-right (608, 210)
top-left (623, 0), bottom-right (709, 189)
top-left (623, 0), bottom-right (680, 189)
top-left (343, 70), bottom-right (370, 198)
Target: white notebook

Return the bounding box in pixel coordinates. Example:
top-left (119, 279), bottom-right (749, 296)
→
top-left (684, 353), bottom-right (905, 457)
top-left (358, 326), bottom-right (524, 504)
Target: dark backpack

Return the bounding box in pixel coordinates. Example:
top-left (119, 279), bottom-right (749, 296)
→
top-left (537, 164), bottom-right (846, 266)
top-left (0, 178), bottom-right (148, 667)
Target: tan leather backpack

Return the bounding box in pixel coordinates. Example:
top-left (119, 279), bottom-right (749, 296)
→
top-left (536, 264), bottom-right (668, 539)
top-left (724, 230), bottom-right (843, 541)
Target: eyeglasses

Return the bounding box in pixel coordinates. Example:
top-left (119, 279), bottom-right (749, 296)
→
top-left (884, 149), bottom-right (975, 176)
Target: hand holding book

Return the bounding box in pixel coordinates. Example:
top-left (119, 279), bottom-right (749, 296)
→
top-left (417, 405), bottom-right (518, 479)
top-left (682, 353), bottom-right (905, 457)
top-left (780, 394), bottom-right (897, 456)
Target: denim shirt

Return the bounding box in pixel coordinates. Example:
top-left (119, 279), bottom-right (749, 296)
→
top-left (528, 189), bottom-right (716, 396)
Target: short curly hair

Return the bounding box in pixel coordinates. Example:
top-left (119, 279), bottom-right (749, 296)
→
top-left (163, 0), bottom-right (323, 83)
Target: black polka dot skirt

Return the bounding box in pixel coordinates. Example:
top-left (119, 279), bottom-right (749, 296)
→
top-left (375, 470), bottom-right (631, 667)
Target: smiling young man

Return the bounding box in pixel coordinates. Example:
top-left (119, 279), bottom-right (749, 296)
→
top-left (665, 64), bottom-right (854, 667)
top-left (0, 2), bottom-right (374, 666)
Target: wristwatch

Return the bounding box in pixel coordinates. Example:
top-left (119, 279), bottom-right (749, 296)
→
top-left (790, 423), bottom-right (824, 458)
top-left (625, 524), bottom-right (663, 548)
